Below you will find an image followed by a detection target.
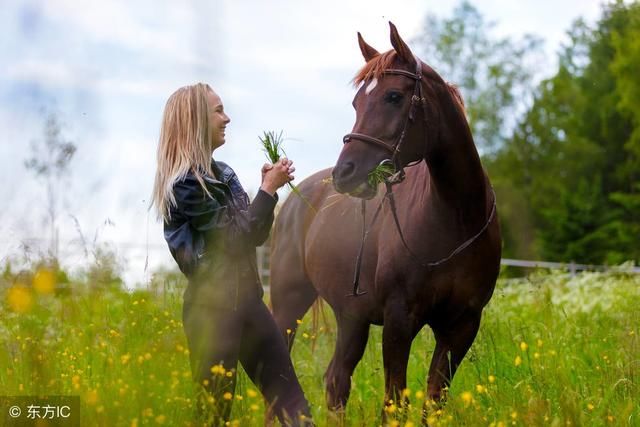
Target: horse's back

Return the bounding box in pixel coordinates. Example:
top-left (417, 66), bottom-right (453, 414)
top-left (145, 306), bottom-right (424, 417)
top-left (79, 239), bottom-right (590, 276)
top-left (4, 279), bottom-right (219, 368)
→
top-left (270, 167), bottom-right (335, 286)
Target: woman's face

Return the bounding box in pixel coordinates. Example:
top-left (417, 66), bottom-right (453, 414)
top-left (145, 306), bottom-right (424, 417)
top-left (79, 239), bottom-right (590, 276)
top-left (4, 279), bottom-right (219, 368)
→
top-left (207, 89), bottom-right (231, 150)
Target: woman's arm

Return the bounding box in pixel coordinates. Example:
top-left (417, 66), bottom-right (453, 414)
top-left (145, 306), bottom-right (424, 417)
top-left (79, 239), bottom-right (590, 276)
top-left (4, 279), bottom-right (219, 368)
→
top-left (174, 176), bottom-right (277, 251)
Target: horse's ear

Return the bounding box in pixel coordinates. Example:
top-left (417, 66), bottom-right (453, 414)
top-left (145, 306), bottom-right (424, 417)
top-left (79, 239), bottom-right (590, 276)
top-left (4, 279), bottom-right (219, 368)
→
top-left (389, 21), bottom-right (415, 65)
top-left (358, 32), bottom-right (379, 62)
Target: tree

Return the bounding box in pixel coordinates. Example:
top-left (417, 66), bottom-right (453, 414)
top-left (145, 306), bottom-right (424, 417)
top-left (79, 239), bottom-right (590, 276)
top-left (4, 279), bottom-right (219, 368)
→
top-left (488, 1), bottom-right (640, 264)
top-left (24, 112), bottom-right (76, 260)
top-left (414, 1), bottom-right (543, 152)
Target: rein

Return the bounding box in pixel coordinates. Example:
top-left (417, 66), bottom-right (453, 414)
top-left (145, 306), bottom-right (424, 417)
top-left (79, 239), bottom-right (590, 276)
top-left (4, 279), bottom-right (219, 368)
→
top-left (348, 183), bottom-right (497, 297)
top-left (345, 57), bottom-right (497, 297)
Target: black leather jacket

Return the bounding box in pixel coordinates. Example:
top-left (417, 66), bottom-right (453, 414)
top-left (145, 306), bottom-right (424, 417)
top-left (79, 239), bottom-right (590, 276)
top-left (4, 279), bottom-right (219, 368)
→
top-left (164, 160), bottom-right (277, 308)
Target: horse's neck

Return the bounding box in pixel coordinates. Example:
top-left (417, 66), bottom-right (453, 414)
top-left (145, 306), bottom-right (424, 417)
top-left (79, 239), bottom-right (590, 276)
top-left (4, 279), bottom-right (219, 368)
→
top-left (425, 115), bottom-right (489, 228)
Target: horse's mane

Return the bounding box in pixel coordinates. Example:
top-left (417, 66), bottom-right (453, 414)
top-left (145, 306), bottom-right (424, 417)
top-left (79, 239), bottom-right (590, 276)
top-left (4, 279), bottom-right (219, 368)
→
top-left (446, 83), bottom-right (466, 114)
top-left (352, 51), bottom-right (467, 115)
top-left (352, 51), bottom-right (398, 86)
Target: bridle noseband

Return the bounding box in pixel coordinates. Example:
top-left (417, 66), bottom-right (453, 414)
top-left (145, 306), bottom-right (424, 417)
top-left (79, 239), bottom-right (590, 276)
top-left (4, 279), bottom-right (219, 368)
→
top-left (342, 57), bottom-right (426, 184)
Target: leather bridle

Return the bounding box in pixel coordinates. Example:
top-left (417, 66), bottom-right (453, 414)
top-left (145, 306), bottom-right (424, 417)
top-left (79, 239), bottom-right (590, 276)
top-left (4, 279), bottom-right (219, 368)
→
top-left (342, 57), bottom-right (426, 184)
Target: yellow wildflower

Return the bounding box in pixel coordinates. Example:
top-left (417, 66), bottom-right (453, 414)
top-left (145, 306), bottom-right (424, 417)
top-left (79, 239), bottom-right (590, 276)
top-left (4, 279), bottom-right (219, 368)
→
top-left (514, 356), bottom-right (522, 366)
top-left (7, 285), bottom-right (33, 313)
top-left (33, 269), bottom-right (55, 294)
top-left (223, 392), bottom-right (233, 400)
top-left (520, 341), bottom-right (528, 351)
top-left (488, 375), bottom-right (496, 383)
top-left (85, 389), bottom-right (99, 405)
top-left (461, 391), bottom-right (473, 405)
top-left (247, 389), bottom-right (258, 398)
top-left (211, 365), bottom-right (226, 375)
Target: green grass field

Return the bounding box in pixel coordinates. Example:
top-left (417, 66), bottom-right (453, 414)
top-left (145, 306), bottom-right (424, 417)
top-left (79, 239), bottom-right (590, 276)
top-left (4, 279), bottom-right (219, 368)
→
top-left (1, 266), bottom-right (638, 426)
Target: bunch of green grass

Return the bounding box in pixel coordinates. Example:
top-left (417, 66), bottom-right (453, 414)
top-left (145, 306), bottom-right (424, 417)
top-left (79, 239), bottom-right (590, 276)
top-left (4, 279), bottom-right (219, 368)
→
top-left (367, 162), bottom-right (395, 187)
top-left (259, 130), bottom-right (315, 212)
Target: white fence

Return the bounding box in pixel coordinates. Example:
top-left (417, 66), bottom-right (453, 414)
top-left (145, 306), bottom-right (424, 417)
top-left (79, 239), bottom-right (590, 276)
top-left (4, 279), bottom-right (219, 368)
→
top-left (256, 247), bottom-right (640, 283)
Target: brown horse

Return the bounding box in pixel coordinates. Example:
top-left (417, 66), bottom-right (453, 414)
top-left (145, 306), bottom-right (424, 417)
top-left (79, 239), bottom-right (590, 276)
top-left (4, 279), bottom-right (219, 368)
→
top-left (270, 22), bottom-right (501, 413)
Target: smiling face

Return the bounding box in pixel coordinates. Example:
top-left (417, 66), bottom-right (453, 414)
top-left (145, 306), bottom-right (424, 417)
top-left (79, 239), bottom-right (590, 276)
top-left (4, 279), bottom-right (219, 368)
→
top-left (206, 89), bottom-right (231, 151)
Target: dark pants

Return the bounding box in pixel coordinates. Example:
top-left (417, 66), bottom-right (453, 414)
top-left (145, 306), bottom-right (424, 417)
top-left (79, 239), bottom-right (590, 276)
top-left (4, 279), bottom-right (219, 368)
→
top-left (182, 295), bottom-right (312, 426)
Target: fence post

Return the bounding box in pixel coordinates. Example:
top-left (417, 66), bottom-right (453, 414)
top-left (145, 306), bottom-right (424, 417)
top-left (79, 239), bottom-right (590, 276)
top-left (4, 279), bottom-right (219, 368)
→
top-left (569, 261), bottom-right (577, 277)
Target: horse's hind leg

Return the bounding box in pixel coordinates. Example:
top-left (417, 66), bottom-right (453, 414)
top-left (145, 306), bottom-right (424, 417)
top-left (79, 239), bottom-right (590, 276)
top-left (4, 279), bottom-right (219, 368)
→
top-left (270, 257), bottom-right (317, 350)
top-left (426, 310), bottom-right (481, 403)
top-left (325, 313), bottom-right (370, 412)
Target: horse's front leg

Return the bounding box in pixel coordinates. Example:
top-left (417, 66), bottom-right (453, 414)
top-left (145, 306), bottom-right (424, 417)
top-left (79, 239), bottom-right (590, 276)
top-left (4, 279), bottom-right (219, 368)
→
top-left (426, 310), bottom-right (481, 402)
top-left (382, 298), bottom-right (414, 421)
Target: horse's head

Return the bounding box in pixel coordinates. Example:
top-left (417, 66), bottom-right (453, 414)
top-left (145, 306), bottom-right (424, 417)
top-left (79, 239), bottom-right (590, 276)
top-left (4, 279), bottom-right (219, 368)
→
top-left (333, 22), bottom-right (447, 198)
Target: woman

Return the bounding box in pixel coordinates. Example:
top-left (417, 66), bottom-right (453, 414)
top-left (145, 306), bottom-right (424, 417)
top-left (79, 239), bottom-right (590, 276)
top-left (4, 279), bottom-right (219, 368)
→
top-left (151, 83), bottom-right (312, 426)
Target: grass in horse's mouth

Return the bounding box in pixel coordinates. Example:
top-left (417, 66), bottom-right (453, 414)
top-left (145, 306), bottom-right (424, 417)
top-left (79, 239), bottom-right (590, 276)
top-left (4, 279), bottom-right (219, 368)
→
top-left (367, 162), bottom-right (395, 187)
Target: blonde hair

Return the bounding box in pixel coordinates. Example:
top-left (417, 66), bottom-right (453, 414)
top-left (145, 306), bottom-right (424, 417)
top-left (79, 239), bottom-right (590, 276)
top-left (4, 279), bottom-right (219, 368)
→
top-left (151, 82), bottom-right (215, 221)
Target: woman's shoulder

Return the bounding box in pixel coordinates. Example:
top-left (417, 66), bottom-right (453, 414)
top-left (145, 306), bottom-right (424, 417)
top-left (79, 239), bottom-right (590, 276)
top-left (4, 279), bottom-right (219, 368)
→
top-left (173, 171), bottom-right (226, 200)
top-left (211, 160), bottom-right (237, 183)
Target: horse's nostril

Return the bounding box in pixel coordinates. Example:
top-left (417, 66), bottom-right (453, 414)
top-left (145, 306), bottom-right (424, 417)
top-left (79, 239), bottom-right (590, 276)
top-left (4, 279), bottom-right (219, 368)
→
top-left (334, 162), bottom-right (355, 181)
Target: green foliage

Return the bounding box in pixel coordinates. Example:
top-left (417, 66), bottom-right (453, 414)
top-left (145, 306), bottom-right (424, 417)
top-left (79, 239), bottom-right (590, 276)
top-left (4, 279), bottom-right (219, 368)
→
top-left (367, 162), bottom-right (395, 187)
top-left (486, 1), bottom-right (640, 264)
top-left (415, 0), bottom-right (543, 152)
top-left (1, 270), bottom-right (638, 425)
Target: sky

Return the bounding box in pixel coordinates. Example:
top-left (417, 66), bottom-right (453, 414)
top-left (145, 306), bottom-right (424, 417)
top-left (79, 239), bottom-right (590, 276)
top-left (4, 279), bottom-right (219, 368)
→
top-left (0, 0), bottom-right (607, 286)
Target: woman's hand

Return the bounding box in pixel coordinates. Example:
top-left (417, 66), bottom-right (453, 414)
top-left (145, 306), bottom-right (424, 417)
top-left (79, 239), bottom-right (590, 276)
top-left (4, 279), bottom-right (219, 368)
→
top-left (260, 158), bottom-right (295, 196)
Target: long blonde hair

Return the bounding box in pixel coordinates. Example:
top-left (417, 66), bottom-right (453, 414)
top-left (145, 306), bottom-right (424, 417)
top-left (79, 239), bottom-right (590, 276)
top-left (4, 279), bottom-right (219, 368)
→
top-left (151, 83), bottom-right (215, 221)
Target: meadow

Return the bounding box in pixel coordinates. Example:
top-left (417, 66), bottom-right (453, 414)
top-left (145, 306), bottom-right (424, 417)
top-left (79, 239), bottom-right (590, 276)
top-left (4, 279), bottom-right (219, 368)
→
top-left (1, 262), bottom-right (638, 426)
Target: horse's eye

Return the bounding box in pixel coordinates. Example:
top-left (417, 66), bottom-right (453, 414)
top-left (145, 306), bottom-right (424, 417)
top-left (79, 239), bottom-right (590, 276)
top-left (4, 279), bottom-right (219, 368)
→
top-left (384, 91), bottom-right (403, 105)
